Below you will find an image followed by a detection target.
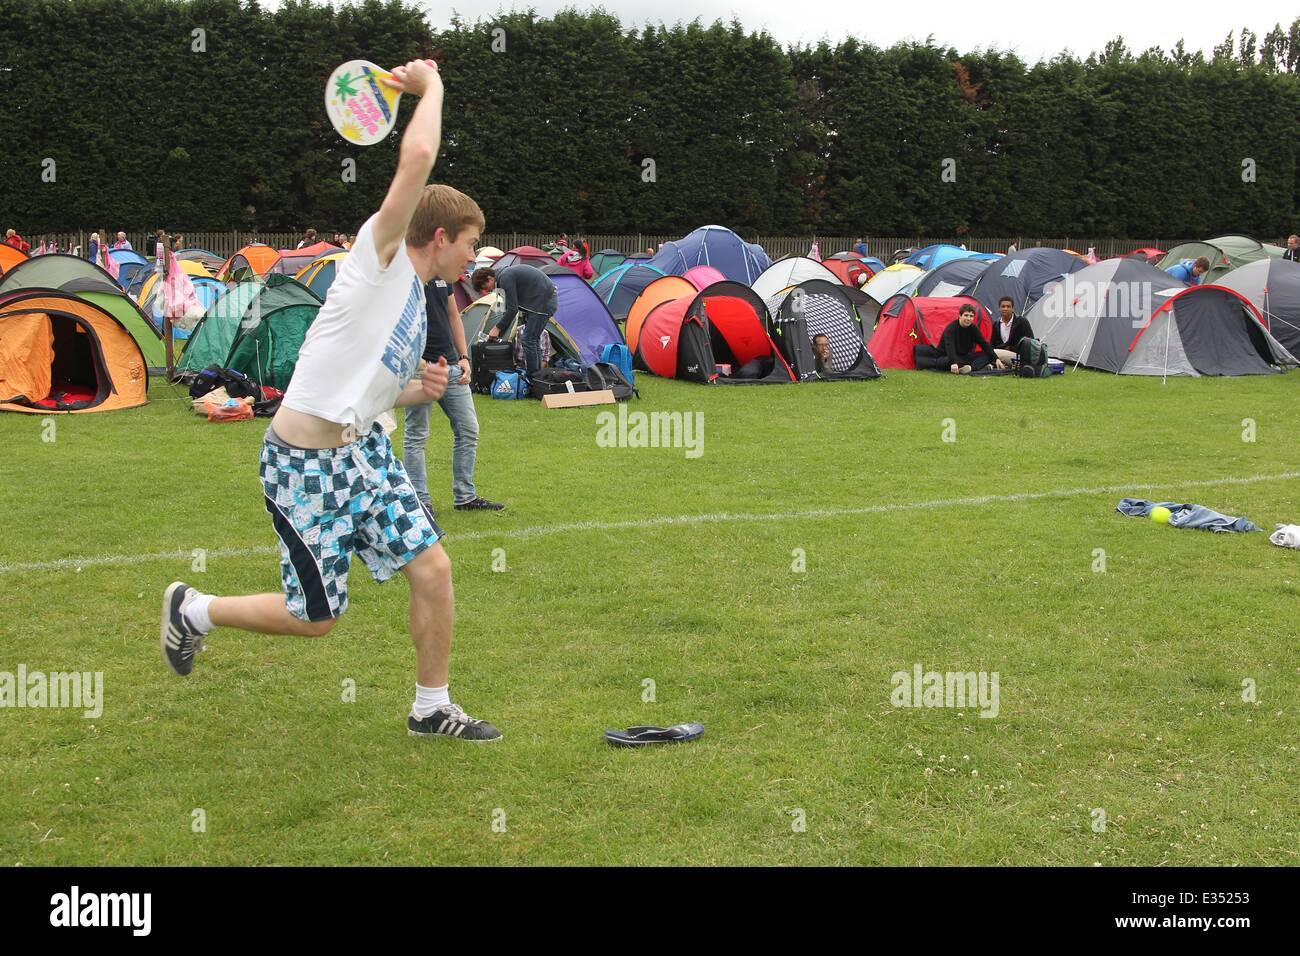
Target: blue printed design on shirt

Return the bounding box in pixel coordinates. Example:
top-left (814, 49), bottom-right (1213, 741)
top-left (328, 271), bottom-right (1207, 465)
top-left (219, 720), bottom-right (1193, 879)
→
top-left (380, 277), bottom-right (427, 385)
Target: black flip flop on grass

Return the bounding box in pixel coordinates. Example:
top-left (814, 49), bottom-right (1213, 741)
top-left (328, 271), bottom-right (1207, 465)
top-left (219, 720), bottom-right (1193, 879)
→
top-left (604, 723), bottom-right (704, 747)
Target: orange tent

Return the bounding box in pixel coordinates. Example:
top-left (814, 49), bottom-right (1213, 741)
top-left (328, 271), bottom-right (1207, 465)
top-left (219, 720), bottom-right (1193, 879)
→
top-left (0, 291), bottom-right (148, 413)
top-left (218, 243), bottom-right (280, 281)
top-left (0, 243), bottom-right (28, 277)
top-left (625, 275), bottom-right (696, 353)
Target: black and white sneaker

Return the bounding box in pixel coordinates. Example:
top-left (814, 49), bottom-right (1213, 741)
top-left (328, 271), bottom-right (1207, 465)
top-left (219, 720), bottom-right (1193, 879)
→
top-left (160, 581), bottom-right (206, 676)
top-left (408, 704), bottom-right (502, 742)
top-left (454, 496), bottom-right (505, 511)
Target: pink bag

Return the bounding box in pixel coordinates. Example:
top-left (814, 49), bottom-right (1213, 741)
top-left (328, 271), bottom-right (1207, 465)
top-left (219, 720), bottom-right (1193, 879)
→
top-left (162, 250), bottom-right (204, 328)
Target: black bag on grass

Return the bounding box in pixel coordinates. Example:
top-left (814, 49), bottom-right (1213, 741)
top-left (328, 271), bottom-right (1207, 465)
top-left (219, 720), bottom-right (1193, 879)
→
top-left (529, 367), bottom-right (588, 399)
top-left (188, 365), bottom-right (262, 401)
top-left (1016, 338), bottom-right (1051, 378)
top-left (471, 340), bottom-right (516, 394)
top-left (584, 362), bottom-right (638, 400)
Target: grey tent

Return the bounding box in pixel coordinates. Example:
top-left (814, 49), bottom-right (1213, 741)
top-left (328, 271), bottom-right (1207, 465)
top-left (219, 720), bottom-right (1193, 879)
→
top-left (1215, 259), bottom-right (1300, 356)
top-left (901, 257), bottom-right (991, 299)
top-left (1121, 285), bottom-right (1296, 379)
top-left (1026, 258), bottom-right (1186, 372)
top-left (770, 280), bottom-right (881, 381)
top-left (962, 248), bottom-right (1088, 315)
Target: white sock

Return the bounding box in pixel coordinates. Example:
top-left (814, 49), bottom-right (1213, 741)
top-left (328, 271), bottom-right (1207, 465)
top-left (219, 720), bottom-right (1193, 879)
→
top-left (183, 593), bottom-right (215, 634)
top-left (413, 683), bottom-right (451, 718)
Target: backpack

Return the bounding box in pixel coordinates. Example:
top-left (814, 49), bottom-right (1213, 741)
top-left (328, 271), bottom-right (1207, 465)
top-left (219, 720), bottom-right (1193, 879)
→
top-left (188, 364), bottom-right (262, 401)
top-left (491, 369), bottom-right (530, 399)
top-left (1016, 338), bottom-right (1051, 378)
top-left (471, 340), bottom-right (516, 394)
top-left (584, 361), bottom-right (639, 400)
top-left (529, 367), bottom-right (588, 399)
top-left (598, 344), bottom-right (634, 385)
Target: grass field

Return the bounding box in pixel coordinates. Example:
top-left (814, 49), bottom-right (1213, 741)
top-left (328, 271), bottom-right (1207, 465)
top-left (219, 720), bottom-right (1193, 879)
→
top-left (2, 368), bottom-right (1298, 866)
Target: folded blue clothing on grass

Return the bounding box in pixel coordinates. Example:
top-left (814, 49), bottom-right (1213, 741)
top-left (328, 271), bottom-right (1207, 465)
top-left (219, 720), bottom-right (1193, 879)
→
top-left (1116, 498), bottom-right (1259, 533)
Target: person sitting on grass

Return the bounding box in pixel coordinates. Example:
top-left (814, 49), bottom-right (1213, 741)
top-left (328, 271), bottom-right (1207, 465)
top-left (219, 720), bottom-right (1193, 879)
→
top-left (158, 58), bottom-right (504, 743)
top-left (1165, 255), bottom-right (1210, 284)
top-left (914, 303), bottom-right (1004, 374)
top-left (812, 333), bottom-right (833, 374)
top-left (989, 296), bottom-right (1034, 366)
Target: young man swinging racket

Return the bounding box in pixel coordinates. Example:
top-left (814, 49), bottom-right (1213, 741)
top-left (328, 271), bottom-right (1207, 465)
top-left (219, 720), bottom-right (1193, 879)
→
top-left (159, 59), bottom-right (501, 742)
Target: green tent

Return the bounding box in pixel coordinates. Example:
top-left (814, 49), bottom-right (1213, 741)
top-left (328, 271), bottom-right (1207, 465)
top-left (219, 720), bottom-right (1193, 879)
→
top-left (224, 278), bottom-right (323, 390)
top-left (0, 254), bottom-right (165, 369)
top-left (1159, 235), bottom-right (1286, 284)
top-left (176, 280), bottom-right (265, 377)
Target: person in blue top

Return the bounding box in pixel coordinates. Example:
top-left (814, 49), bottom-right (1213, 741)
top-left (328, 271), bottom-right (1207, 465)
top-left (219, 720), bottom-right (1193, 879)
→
top-left (1165, 256), bottom-right (1209, 284)
top-left (852, 237), bottom-right (868, 257)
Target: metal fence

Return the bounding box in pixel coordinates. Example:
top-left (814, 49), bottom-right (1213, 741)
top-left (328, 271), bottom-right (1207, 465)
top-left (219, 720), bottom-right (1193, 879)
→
top-left (22, 229), bottom-right (1221, 261)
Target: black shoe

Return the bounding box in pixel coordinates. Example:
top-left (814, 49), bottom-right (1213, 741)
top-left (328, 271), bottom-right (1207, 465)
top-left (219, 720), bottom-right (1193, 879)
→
top-left (408, 704), bottom-right (503, 742)
top-left (160, 581), bottom-right (206, 676)
top-left (454, 496), bottom-right (505, 512)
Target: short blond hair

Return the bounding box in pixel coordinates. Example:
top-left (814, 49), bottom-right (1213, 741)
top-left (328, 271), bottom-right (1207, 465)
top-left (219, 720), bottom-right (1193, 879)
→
top-left (407, 184), bottom-right (485, 247)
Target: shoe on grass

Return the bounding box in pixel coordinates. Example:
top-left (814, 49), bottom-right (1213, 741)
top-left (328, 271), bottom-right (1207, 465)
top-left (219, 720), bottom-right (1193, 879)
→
top-left (454, 496), bottom-right (505, 512)
top-left (160, 581), bottom-right (205, 676)
top-left (959, 365), bottom-right (973, 374)
top-left (408, 704), bottom-right (502, 742)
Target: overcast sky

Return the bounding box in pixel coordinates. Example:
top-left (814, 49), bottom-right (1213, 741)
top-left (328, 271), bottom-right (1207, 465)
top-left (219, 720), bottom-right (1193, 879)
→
top-left (405, 1), bottom-right (1287, 63)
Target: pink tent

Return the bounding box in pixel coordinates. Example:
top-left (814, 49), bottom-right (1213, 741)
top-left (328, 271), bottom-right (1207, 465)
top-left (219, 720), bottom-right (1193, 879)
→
top-left (682, 265), bottom-right (726, 290)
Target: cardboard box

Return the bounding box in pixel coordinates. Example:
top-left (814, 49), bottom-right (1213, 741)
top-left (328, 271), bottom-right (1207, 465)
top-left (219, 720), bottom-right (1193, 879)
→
top-left (540, 389), bottom-right (616, 409)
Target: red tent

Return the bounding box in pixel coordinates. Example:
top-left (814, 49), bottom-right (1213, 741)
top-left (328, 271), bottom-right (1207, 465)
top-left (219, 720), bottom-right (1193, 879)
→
top-left (868, 295), bottom-right (993, 369)
top-left (637, 282), bottom-right (795, 384)
top-left (494, 246), bottom-right (557, 270)
top-left (821, 257), bottom-right (874, 288)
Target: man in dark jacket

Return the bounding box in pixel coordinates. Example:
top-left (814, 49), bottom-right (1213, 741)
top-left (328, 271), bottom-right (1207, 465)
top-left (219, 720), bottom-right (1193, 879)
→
top-left (1284, 235), bottom-right (1299, 263)
top-left (914, 303), bottom-right (1004, 373)
top-left (989, 296), bottom-right (1035, 365)
top-left (475, 264), bottom-right (558, 378)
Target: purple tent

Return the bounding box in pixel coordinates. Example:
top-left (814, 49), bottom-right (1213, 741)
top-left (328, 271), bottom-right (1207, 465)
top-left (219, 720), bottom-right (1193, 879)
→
top-left (549, 272), bottom-right (626, 364)
top-left (648, 225), bottom-right (772, 285)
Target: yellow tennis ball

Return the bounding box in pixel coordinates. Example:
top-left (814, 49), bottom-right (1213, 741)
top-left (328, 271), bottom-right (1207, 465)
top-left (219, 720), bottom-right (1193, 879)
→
top-left (1150, 506), bottom-right (1172, 524)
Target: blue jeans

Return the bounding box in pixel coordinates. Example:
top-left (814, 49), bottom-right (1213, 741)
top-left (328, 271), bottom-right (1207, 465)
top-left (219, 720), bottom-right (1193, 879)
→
top-left (519, 309), bottom-right (553, 378)
top-left (402, 365), bottom-right (479, 505)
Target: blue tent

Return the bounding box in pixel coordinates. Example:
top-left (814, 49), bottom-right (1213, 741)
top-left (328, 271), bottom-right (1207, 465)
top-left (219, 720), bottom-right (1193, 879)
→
top-left (109, 249), bottom-right (150, 289)
top-left (548, 272), bottom-right (626, 364)
top-left (905, 244), bottom-right (1000, 271)
top-left (648, 225), bottom-right (771, 284)
top-left (593, 262), bottom-right (667, 320)
top-left (142, 275), bottom-right (226, 340)
top-left (961, 248), bottom-right (1089, 315)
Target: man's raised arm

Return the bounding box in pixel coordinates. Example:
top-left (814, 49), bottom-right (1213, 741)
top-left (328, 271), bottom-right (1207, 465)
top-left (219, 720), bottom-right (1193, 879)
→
top-left (372, 59), bottom-right (444, 270)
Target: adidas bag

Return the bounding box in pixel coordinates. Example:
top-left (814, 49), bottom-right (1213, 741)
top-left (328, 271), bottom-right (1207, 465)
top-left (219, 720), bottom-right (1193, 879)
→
top-left (598, 344), bottom-right (634, 385)
top-left (471, 340), bottom-right (516, 394)
top-left (1016, 338), bottom-right (1051, 378)
top-left (491, 369), bottom-right (529, 399)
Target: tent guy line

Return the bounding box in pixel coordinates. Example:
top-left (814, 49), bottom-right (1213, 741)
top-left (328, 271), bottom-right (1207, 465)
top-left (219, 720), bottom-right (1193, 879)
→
top-left (3, 469), bottom-right (1296, 576)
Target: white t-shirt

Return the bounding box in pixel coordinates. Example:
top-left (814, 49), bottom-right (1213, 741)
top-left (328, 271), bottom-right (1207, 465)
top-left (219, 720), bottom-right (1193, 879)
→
top-left (281, 215), bottom-right (425, 434)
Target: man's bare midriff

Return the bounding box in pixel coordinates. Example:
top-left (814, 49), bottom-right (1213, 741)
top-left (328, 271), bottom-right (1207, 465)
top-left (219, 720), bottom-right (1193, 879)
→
top-left (271, 406), bottom-right (351, 449)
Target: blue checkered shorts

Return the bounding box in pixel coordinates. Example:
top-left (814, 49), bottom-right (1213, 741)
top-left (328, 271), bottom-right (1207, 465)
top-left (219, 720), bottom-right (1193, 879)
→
top-left (260, 423), bottom-right (442, 622)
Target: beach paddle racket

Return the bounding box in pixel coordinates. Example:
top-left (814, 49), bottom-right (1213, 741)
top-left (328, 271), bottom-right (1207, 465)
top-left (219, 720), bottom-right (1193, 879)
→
top-left (325, 60), bottom-right (402, 145)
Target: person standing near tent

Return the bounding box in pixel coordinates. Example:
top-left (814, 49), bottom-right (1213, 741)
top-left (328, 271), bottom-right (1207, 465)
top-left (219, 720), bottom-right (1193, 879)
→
top-left (989, 296), bottom-right (1034, 365)
top-left (113, 231), bottom-right (132, 250)
top-left (853, 238), bottom-right (868, 257)
top-left (914, 303), bottom-right (1004, 374)
top-left (1165, 256), bottom-right (1209, 284)
top-left (4, 229), bottom-right (30, 252)
top-left (158, 58), bottom-right (504, 743)
top-left (1284, 235), bottom-right (1299, 263)
top-left (402, 274), bottom-right (504, 515)
top-left (297, 227), bottom-right (318, 249)
top-left (86, 232), bottom-right (101, 262)
top-left (475, 264), bottom-right (558, 379)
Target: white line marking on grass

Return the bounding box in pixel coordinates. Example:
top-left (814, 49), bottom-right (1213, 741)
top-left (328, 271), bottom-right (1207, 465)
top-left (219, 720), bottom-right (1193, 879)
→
top-left (2, 470), bottom-right (1296, 576)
